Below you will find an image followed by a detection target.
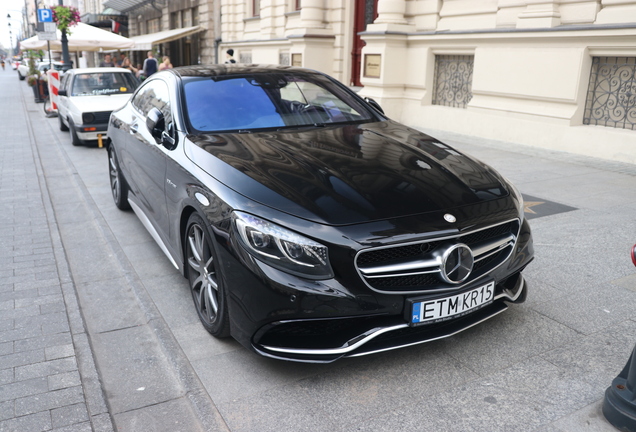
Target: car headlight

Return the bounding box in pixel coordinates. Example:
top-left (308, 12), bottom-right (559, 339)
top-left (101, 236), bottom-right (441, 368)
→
top-left (233, 212), bottom-right (333, 279)
top-left (82, 113), bottom-right (95, 124)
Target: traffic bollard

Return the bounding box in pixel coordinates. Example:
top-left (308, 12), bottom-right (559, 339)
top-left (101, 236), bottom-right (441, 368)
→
top-left (604, 345), bottom-right (636, 431)
top-left (603, 244), bottom-right (636, 431)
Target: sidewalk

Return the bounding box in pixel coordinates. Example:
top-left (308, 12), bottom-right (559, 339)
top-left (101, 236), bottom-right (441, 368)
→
top-left (2, 66), bottom-right (636, 432)
top-left (0, 73), bottom-right (112, 430)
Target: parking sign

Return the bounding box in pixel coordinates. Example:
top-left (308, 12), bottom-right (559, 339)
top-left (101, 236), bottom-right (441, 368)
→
top-left (37, 9), bottom-right (53, 23)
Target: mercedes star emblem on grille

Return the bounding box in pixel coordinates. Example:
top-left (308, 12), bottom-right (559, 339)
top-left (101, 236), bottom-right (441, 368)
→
top-left (444, 213), bottom-right (456, 223)
top-left (441, 244), bottom-right (474, 284)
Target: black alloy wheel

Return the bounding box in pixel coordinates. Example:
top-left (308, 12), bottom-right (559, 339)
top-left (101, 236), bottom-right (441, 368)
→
top-left (108, 147), bottom-right (130, 210)
top-left (69, 121), bottom-right (82, 146)
top-left (58, 113), bottom-right (69, 131)
top-left (185, 213), bottom-right (230, 337)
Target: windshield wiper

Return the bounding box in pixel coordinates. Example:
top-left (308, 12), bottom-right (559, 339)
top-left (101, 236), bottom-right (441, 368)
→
top-left (276, 123), bottom-right (327, 131)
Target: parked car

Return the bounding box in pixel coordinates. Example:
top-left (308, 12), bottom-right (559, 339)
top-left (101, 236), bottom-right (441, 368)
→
top-left (37, 61), bottom-right (65, 73)
top-left (17, 60), bottom-right (31, 80)
top-left (57, 67), bottom-right (139, 146)
top-left (107, 65), bottom-right (534, 362)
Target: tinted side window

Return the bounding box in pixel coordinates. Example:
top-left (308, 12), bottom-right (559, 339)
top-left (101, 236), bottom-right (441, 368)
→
top-left (60, 74), bottom-right (70, 92)
top-left (131, 80), bottom-right (172, 125)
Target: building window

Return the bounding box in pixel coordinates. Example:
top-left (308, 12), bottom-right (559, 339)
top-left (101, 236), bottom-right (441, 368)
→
top-left (182, 9), bottom-right (192, 27)
top-left (279, 52), bottom-right (290, 66)
top-left (253, 0), bottom-right (261, 17)
top-left (584, 57), bottom-right (636, 130)
top-left (147, 18), bottom-right (160, 33)
top-left (432, 55), bottom-right (474, 109)
top-left (239, 52), bottom-right (252, 64)
top-left (170, 12), bottom-right (179, 29)
top-left (296, 0), bottom-right (301, 10)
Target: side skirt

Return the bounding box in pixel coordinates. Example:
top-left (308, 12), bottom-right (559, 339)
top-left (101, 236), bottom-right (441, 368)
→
top-left (128, 196), bottom-right (182, 272)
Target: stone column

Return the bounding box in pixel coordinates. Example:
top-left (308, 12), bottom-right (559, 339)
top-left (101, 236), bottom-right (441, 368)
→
top-left (375, 0), bottom-right (408, 24)
top-left (367, 0), bottom-right (415, 32)
top-left (596, 0), bottom-right (636, 24)
top-left (299, 0), bottom-right (326, 29)
top-left (413, 0), bottom-right (442, 31)
top-left (516, 0), bottom-right (561, 28)
top-left (260, 0), bottom-right (277, 38)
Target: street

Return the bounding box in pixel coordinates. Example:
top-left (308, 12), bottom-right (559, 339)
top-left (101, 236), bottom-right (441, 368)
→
top-left (2, 68), bottom-right (636, 431)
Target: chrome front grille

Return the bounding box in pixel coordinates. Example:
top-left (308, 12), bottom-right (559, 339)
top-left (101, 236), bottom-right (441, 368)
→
top-left (355, 219), bottom-right (520, 294)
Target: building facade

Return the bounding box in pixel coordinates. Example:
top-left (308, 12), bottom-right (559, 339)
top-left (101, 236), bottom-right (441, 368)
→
top-left (219, 0), bottom-right (636, 164)
top-left (103, 0), bottom-right (219, 67)
top-left (219, 0), bottom-right (377, 86)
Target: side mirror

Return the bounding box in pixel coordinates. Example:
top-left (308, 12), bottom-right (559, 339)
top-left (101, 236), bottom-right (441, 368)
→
top-left (58, 89), bottom-right (67, 97)
top-left (364, 97), bottom-right (385, 115)
top-left (146, 107), bottom-right (164, 143)
top-left (146, 107), bottom-right (178, 149)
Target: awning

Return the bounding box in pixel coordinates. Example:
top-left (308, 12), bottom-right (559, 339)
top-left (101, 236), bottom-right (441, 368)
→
top-left (129, 26), bottom-right (203, 51)
top-left (20, 22), bottom-right (135, 51)
top-left (102, 0), bottom-right (152, 13)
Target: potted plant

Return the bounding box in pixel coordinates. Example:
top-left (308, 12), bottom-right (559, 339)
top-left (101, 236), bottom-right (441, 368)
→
top-left (23, 50), bottom-right (49, 102)
top-left (24, 54), bottom-right (45, 102)
top-left (52, 6), bottom-right (81, 35)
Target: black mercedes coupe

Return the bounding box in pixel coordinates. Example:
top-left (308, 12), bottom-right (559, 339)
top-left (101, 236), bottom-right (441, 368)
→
top-left (107, 65), bottom-right (533, 362)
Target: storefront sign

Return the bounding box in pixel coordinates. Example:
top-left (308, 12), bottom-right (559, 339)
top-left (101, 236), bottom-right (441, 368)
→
top-left (364, 54), bottom-right (381, 78)
top-left (292, 53), bottom-right (302, 67)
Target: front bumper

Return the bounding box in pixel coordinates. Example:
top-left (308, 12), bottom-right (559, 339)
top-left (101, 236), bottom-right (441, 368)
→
top-left (219, 214), bottom-right (534, 363)
top-left (76, 123), bottom-right (108, 141)
top-left (253, 272), bottom-right (527, 363)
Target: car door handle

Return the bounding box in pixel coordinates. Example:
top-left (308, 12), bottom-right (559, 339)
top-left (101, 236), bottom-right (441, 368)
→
top-left (130, 123), bottom-right (138, 134)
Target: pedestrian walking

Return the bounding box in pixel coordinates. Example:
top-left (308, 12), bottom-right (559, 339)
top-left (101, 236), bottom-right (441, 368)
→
top-left (225, 49), bottom-right (236, 64)
top-left (159, 56), bottom-right (173, 71)
top-left (99, 54), bottom-right (115, 67)
top-left (142, 51), bottom-right (158, 78)
top-left (121, 57), bottom-right (138, 75)
top-left (116, 53), bottom-right (126, 67)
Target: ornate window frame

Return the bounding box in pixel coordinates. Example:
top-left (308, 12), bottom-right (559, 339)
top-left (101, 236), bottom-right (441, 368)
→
top-left (430, 50), bottom-right (475, 109)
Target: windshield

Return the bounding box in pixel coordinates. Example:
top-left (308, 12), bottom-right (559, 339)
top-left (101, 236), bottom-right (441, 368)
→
top-left (71, 72), bottom-right (137, 96)
top-left (183, 73), bottom-right (376, 132)
top-left (39, 63), bottom-right (64, 72)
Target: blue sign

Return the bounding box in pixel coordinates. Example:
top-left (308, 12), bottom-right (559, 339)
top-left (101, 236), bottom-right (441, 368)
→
top-left (37, 9), bottom-right (53, 23)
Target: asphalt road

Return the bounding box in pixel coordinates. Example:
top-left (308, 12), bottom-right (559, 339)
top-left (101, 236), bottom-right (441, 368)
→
top-left (8, 68), bottom-right (636, 431)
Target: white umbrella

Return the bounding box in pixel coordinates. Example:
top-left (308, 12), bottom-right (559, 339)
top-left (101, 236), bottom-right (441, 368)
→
top-left (20, 22), bottom-right (134, 51)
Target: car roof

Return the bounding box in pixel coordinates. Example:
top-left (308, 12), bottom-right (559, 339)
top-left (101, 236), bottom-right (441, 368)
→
top-left (168, 64), bottom-right (322, 79)
top-left (67, 67), bottom-right (132, 74)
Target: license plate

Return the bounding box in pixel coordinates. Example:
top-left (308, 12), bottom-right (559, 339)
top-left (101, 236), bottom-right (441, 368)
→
top-left (410, 281), bottom-right (495, 326)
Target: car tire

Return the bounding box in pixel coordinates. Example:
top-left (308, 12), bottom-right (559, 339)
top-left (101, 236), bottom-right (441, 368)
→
top-left (69, 121), bottom-right (83, 146)
top-left (58, 114), bottom-right (69, 132)
top-left (18, 72), bottom-right (24, 81)
top-left (185, 213), bottom-right (230, 338)
top-left (108, 146), bottom-right (131, 211)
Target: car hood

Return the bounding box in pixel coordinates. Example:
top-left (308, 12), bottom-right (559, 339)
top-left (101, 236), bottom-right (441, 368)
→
top-left (186, 121), bottom-right (510, 225)
top-left (69, 94), bottom-right (131, 115)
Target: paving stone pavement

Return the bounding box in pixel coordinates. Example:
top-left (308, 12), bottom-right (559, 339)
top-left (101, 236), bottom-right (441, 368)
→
top-left (0, 69), bottom-right (113, 431)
